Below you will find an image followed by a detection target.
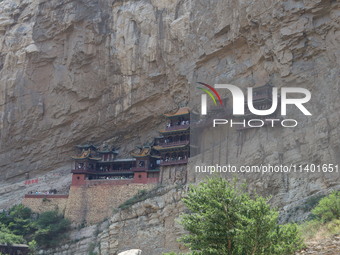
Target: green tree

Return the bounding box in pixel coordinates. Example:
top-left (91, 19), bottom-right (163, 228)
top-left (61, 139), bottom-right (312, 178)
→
top-left (179, 178), bottom-right (303, 255)
top-left (311, 191), bottom-right (340, 223)
top-left (0, 205), bottom-right (36, 240)
top-left (0, 224), bottom-right (25, 245)
top-left (33, 211), bottom-right (70, 247)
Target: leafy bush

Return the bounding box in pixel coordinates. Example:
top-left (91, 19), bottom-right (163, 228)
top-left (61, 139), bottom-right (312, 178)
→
top-left (311, 191), bottom-right (339, 223)
top-left (178, 178), bottom-right (303, 255)
top-left (0, 224), bottom-right (25, 245)
top-left (0, 205), bottom-right (36, 239)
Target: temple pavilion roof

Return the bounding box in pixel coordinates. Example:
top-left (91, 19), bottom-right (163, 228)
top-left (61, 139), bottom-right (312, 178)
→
top-left (131, 147), bottom-right (151, 158)
top-left (71, 149), bottom-right (101, 161)
top-left (163, 107), bottom-right (190, 118)
top-left (131, 147), bottom-right (161, 158)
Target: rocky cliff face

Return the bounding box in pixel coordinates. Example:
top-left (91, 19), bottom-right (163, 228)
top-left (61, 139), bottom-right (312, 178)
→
top-left (0, 0), bottom-right (338, 180)
top-left (0, 0), bottom-right (339, 253)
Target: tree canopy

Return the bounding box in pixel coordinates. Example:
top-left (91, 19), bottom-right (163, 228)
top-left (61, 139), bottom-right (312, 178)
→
top-left (0, 205), bottom-right (70, 248)
top-left (179, 177), bottom-right (303, 255)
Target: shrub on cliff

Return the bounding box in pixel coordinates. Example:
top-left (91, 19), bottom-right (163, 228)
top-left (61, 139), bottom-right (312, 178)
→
top-left (33, 210), bottom-right (70, 248)
top-left (177, 177), bottom-right (303, 255)
top-left (0, 224), bottom-right (25, 245)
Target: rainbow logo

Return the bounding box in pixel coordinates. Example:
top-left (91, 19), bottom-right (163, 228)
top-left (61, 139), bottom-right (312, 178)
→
top-left (196, 82), bottom-right (223, 106)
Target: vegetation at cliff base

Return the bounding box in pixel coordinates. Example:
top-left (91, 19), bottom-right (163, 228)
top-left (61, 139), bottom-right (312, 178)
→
top-left (299, 191), bottom-right (340, 241)
top-left (0, 205), bottom-right (70, 249)
top-left (165, 177), bottom-right (304, 255)
top-left (33, 210), bottom-right (70, 247)
top-left (310, 191), bottom-right (339, 223)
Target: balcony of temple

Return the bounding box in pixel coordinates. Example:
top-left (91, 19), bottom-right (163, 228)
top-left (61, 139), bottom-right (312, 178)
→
top-left (154, 134), bottom-right (190, 148)
top-left (96, 158), bottom-right (136, 173)
top-left (82, 159), bottom-right (136, 183)
top-left (153, 143), bottom-right (189, 166)
top-left (159, 150), bottom-right (189, 166)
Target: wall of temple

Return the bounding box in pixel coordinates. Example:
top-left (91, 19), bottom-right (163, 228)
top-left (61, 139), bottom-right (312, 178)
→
top-left (22, 195), bottom-right (69, 214)
top-left (64, 182), bottom-right (156, 225)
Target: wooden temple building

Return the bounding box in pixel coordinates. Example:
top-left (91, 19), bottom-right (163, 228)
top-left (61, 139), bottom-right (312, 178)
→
top-left (71, 144), bottom-right (155, 185)
top-left (153, 107), bottom-right (190, 166)
top-left (70, 107), bottom-right (191, 186)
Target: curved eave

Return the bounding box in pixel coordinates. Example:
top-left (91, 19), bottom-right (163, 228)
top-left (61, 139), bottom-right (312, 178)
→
top-left (153, 144), bottom-right (189, 151)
